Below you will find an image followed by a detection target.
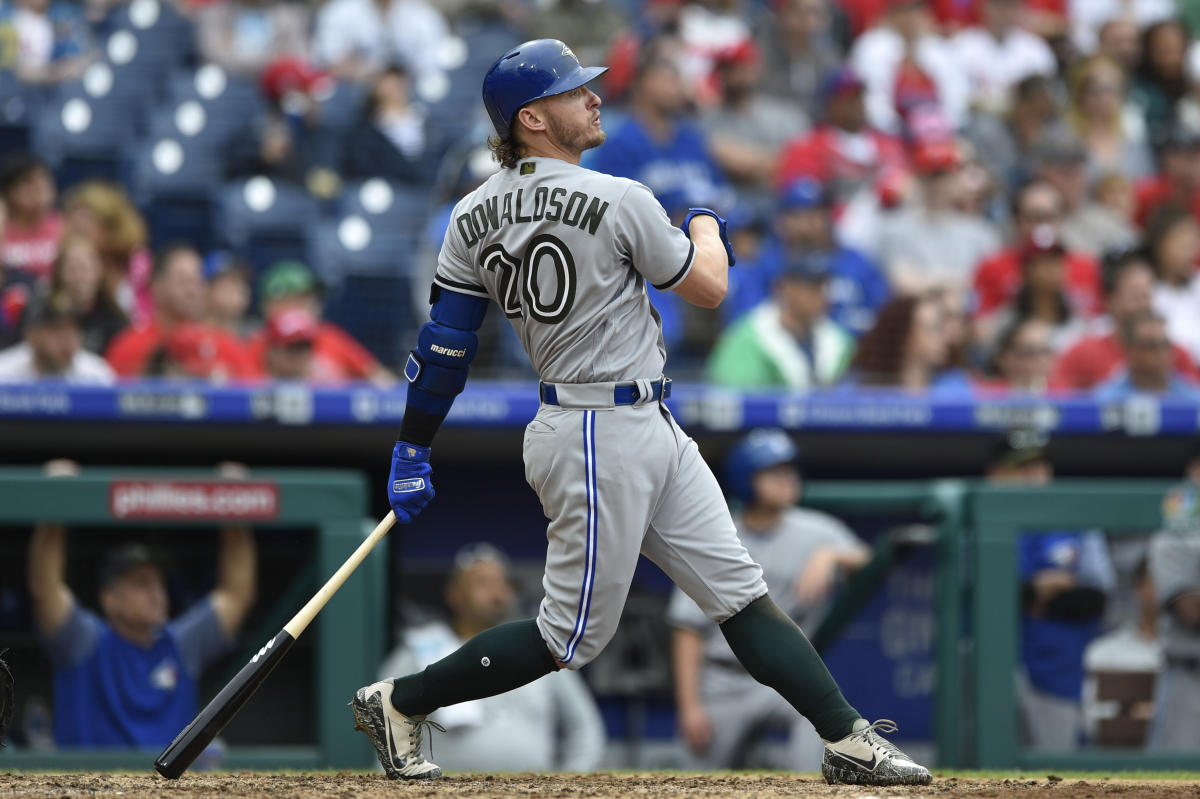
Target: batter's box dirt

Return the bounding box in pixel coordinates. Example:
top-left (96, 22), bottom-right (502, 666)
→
top-left (2, 772), bottom-right (1198, 799)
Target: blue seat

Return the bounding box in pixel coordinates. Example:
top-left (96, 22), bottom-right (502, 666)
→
top-left (316, 80), bottom-right (366, 132)
top-left (129, 138), bottom-right (221, 250)
top-left (322, 272), bottom-right (417, 369)
top-left (0, 73), bottom-right (48, 155)
top-left (336, 179), bottom-right (432, 244)
top-left (144, 102), bottom-right (235, 155)
top-left (215, 177), bottom-right (319, 272)
top-left (33, 92), bottom-right (135, 184)
top-left (309, 215), bottom-right (414, 278)
top-left (165, 66), bottom-right (265, 142)
top-left (105, 0), bottom-right (195, 70)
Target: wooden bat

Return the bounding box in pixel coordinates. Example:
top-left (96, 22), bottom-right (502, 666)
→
top-left (154, 511), bottom-right (397, 779)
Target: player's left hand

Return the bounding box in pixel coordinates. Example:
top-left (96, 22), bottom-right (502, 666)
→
top-left (388, 441), bottom-right (435, 524)
top-left (681, 207), bottom-right (735, 267)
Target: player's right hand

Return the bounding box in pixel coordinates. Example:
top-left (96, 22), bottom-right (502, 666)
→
top-left (678, 703), bottom-right (714, 754)
top-left (388, 441), bottom-right (435, 524)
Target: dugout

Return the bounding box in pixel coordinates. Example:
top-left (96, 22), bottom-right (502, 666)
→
top-left (0, 467), bottom-right (383, 771)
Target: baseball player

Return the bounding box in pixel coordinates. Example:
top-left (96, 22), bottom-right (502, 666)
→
top-left (1147, 449), bottom-right (1200, 750)
top-left (669, 429), bottom-right (870, 770)
top-left (348, 39), bottom-right (931, 787)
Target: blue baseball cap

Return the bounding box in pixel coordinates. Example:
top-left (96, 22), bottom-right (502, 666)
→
top-left (780, 251), bottom-right (833, 283)
top-left (820, 67), bottom-right (864, 102)
top-left (778, 178), bottom-right (827, 211)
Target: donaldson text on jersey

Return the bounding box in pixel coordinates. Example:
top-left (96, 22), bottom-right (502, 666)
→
top-left (456, 187), bottom-right (610, 246)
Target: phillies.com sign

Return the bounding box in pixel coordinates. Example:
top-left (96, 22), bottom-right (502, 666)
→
top-left (110, 481), bottom-right (280, 520)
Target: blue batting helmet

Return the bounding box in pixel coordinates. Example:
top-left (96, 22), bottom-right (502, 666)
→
top-left (725, 428), bottom-right (801, 504)
top-left (482, 39), bottom-right (608, 139)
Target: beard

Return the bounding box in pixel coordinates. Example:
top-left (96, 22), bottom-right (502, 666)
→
top-left (547, 111), bottom-right (606, 154)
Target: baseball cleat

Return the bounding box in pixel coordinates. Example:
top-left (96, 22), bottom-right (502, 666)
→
top-left (349, 680), bottom-right (444, 779)
top-left (821, 718), bottom-right (932, 786)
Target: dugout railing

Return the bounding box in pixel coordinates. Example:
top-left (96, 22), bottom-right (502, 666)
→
top-left (0, 466), bottom-right (383, 771)
top-left (802, 480), bottom-right (969, 769)
top-left (970, 480), bottom-right (1200, 771)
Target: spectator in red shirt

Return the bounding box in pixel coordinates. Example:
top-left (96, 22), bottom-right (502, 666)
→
top-left (247, 260), bottom-right (395, 386)
top-left (976, 226), bottom-right (1090, 359)
top-left (776, 67), bottom-right (908, 207)
top-left (0, 155), bottom-right (63, 284)
top-left (105, 245), bottom-right (256, 381)
top-left (973, 177), bottom-right (1103, 317)
top-left (1133, 127), bottom-right (1200, 230)
top-left (260, 307), bottom-right (331, 382)
top-left (1049, 248), bottom-right (1199, 392)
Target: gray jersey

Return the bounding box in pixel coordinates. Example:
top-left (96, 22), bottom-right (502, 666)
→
top-left (434, 156), bottom-right (695, 383)
top-left (1149, 530), bottom-right (1200, 658)
top-left (667, 506), bottom-right (867, 666)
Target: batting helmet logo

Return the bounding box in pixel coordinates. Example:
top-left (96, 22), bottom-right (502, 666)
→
top-left (481, 38), bottom-right (608, 139)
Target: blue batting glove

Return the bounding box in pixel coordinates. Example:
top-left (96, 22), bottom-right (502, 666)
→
top-left (388, 441), bottom-right (435, 524)
top-left (681, 207), bottom-right (736, 267)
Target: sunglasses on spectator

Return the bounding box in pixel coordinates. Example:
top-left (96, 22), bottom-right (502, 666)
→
top-left (1132, 337), bottom-right (1171, 350)
top-left (1012, 345), bottom-right (1053, 358)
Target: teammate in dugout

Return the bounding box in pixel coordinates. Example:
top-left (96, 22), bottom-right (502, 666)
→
top-left (27, 460), bottom-right (257, 748)
top-left (349, 39), bottom-right (932, 786)
top-left (669, 429), bottom-right (870, 770)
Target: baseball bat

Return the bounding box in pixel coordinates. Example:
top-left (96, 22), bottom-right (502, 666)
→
top-left (154, 511), bottom-right (397, 779)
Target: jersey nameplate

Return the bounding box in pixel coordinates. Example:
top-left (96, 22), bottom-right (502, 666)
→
top-left (456, 187), bottom-right (609, 246)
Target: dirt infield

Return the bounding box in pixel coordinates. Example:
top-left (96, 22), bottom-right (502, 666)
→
top-left (3, 773), bottom-right (1199, 799)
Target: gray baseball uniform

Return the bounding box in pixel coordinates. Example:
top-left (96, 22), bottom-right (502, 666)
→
top-left (1148, 482), bottom-right (1200, 750)
top-left (668, 507), bottom-right (867, 769)
top-left (435, 156), bottom-right (767, 669)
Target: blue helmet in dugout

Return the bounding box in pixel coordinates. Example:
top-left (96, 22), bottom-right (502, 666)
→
top-left (724, 428), bottom-right (802, 505)
top-left (482, 39), bottom-right (609, 139)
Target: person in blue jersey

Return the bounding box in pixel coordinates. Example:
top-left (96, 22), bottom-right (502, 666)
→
top-left (726, 178), bottom-right (890, 336)
top-left (986, 433), bottom-right (1116, 751)
top-left (583, 40), bottom-right (732, 360)
top-left (26, 460), bottom-right (257, 748)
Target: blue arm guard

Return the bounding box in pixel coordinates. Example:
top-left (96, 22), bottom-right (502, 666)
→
top-left (401, 286), bottom-right (488, 429)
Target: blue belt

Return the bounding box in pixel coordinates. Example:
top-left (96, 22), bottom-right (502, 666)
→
top-left (539, 378), bottom-right (672, 406)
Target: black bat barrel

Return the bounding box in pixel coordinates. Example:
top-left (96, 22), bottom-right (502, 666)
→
top-left (155, 629), bottom-right (296, 779)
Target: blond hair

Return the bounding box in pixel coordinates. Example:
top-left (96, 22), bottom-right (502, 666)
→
top-left (62, 181), bottom-right (147, 264)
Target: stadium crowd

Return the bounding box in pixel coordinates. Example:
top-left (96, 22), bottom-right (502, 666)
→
top-left (0, 0), bottom-right (1199, 394)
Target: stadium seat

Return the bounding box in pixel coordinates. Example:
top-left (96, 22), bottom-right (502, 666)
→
top-left (215, 177), bottom-right (319, 273)
top-left (128, 138), bottom-right (221, 251)
top-left (335, 179), bottom-right (432, 244)
top-left (309, 215), bottom-right (413, 278)
top-left (33, 90), bottom-right (136, 185)
top-left (144, 101), bottom-right (235, 155)
top-left (315, 80), bottom-right (367, 132)
top-left (0, 73), bottom-right (48, 155)
top-left (167, 65), bottom-right (263, 112)
top-left (322, 271), bottom-right (417, 370)
top-left (105, 0), bottom-right (196, 71)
